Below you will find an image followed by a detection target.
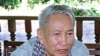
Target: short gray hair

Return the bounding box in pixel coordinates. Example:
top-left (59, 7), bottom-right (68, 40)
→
top-left (38, 5), bottom-right (75, 29)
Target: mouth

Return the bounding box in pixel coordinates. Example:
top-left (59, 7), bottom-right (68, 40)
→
top-left (57, 49), bottom-right (68, 54)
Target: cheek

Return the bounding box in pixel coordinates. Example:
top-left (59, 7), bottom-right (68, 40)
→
top-left (44, 38), bottom-right (58, 54)
top-left (48, 37), bottom-right (59, 51)
top-left (67, 37), bottom-right (74, 47)
top-left (43, 33), bottom-right (58, 50)
top-left (49, 37), bottom-right (58, 48)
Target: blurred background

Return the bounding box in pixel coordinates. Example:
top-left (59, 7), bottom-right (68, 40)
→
top-left (0, 0), bottom-right (100, 56)
top-left (0, 0), bottom-right (99, 42)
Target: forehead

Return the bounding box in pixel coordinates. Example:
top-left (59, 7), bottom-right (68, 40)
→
top-left (46, 13), bottom-right (74, 31)
top-left (48, 13), bottom-right (73, 25)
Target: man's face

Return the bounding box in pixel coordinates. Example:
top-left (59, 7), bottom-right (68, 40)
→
top-left (38, 13), bottom-right (75, 56)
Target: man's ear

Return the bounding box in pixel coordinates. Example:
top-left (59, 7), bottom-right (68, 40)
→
top-left (37, 29), bottom-right (44, 44)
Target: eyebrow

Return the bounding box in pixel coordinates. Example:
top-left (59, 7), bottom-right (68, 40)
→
top-left (53, 29), bottom-right (74, 33)
top-left (67, 29), bottom-right (74, 32)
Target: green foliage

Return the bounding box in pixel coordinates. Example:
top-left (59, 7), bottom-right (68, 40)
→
top-left (54, 0), bottom-right (61, 3)
top-left (0, 0), bottom-right (100, 16)
top-left (86, 7), bottom-right (100, 16)
top-left (40, 0), bottom-right (50, 4)
top-left (0, 0), bottom-right (21, 10)
top-left (28, 0), bottom-right (50, 9)
top-left (72, 8), bottom-right (87, 16)
top-left (28, 0), bottom-right (35, 9)
top-left (72, 6), bottom-right (100, 16)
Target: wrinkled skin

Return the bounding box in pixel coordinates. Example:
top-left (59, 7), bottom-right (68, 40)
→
top-left (37, 13), bottom-right (75, 56)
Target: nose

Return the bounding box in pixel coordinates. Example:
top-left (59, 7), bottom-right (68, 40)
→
top-left (60, 35), bottom-right (67, 45)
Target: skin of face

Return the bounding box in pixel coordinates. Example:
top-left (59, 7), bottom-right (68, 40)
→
top-left (37, 13), bottom-right (75, 56)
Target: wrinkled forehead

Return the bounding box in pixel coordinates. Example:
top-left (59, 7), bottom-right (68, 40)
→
top-left (48, 13), bottom-right (73, 24)
top-left (46, 13), bottom-right (74, 30)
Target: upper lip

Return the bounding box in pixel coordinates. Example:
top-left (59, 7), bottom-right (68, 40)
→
top-left (57, 49), bottom-right (68, 54)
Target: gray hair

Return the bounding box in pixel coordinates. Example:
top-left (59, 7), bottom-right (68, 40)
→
top-left (38, 5), bottom-right (75, 29)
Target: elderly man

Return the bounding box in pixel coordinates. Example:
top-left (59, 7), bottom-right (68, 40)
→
top-left (11, 5), bottom-right (89, 56)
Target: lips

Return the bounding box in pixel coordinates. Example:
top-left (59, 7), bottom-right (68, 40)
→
top-left (57, 49), bottom-right (68, 54)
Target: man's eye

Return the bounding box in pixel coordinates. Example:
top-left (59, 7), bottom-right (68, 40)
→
top-left (54, 33), bottom-right (60, 35)
top-left (68, 33), bottom-right (73, 35)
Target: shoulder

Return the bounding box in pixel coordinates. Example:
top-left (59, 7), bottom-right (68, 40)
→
top-left (11, 36), bottom-right (38, 56)
top-left (71, 40), bottom-right (89, 56)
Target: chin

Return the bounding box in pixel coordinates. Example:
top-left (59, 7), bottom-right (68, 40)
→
top-left (55, 54), bottom-right (67, 56)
